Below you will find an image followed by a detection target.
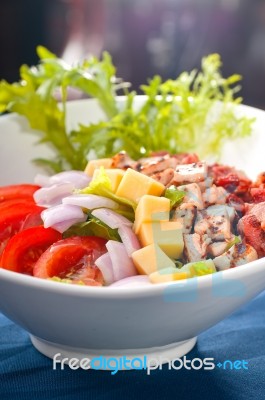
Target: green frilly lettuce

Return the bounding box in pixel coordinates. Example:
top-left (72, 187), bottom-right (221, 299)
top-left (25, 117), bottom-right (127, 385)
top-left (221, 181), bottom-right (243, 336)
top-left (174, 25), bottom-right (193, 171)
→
top-left (0, 48), bottom-right (254, 172)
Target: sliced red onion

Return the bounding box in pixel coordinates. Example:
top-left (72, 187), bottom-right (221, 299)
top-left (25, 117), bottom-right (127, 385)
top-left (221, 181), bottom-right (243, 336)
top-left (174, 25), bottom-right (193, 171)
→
top-left (110, 275), bottom-right (151, 287)
top-left (34, 183), bottom-right (74, 207)
top-left (62, 194), bottom-right (119, 210)
top-left (92, 208), bottom-right (133, 229)
top-left (118, 225), bottom-right (141, 257)
top-left (49, 171), bottom-right (91, 189)
top-left (34, 171), bottom-right (91, 189)
top-left (41, 204), bottom-right (86, 232)
top-left (51, 217), bottom-right (86, 233)
top-left (95, 253), bottom-right (115, 285)
top-left (106, 240), bottom-right (137, 281)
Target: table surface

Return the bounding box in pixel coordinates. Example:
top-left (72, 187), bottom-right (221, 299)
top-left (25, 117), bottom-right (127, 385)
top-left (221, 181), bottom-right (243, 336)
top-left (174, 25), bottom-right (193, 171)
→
top-left (1, 292), bottom-right (265, 400)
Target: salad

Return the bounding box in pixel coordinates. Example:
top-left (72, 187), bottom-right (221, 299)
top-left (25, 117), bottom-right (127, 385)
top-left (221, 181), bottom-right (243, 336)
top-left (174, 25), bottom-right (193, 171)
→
top-left (0, 152), bottom-right (264, 287)
top-left (0, 47), bottom-right (263, 287)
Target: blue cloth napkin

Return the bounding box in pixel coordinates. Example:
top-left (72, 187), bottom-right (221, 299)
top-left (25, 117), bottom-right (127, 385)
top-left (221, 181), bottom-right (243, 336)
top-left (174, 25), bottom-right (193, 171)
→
top-left (1, 292), bottom-right (265, 400)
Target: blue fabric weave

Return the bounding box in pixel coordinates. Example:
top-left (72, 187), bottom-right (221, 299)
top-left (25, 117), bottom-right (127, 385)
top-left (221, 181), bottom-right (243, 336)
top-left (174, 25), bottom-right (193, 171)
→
top-left (1, 293), bottom-right (265, 400)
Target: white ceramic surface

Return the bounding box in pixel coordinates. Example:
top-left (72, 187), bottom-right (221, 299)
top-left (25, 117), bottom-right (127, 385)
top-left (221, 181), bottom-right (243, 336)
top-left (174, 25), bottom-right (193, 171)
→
top-left (0, 99), bottom-right (265, 366)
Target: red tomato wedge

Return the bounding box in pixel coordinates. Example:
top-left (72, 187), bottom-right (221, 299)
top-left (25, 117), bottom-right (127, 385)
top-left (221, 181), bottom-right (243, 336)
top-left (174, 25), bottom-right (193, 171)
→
top-left (0, 198), bottom-right (35, 209)
top-left (33, 236), bottom-right (107, 286)
top-left (0, 184), bottom-right (40, 202)
top-left (0, 203), bottom-right (45, 255)
top-left (0, 226), bottom-right (62, 275)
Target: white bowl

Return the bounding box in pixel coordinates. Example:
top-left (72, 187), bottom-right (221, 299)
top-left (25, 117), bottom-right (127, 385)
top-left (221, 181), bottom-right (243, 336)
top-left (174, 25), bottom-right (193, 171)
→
top-left (0, 99), bottom-right (265, 367)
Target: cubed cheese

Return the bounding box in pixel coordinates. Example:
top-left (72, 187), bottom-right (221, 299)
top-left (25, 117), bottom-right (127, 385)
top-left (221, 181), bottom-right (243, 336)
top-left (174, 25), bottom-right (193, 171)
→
top-left (149, 267), bottom-right (191, 283)
top-left (116, 168), bottom-right (165, 203)
top-left (85, 158), bottom-right (113, 177)
top-left (132, 243), bottom-right (175, 275)
top-left (92, 168), bottom-right (125, 192)
top-left (137, 221), bottom-right (184, 259)
top-left (134, 195), bottom-right (170, 233)
top-left (138, 220), bottom-right (182, 245)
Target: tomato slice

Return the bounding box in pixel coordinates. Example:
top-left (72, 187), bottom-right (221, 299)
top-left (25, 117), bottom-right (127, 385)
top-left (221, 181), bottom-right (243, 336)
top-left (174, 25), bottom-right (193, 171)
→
top-left (0, 184), bottom-right (40, 202)
top-left (0, 198), bottom-right (35, 209)
top-left (0, 203), bottom-right (45, 255)
top-left (0, 226), bottom-right (62, 275)
top-left (33, 236), bottom-right (107, 286)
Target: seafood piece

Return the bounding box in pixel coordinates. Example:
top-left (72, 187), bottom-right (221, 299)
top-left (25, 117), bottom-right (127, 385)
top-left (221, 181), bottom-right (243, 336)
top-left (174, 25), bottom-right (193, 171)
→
top-left (178, 183), bottom-right (204, 210)
top-left (172, 161), bottom-right (208, 185)
top-left (194, 205), bottom-right (235, 241)
top-left (184, 233), bottom-right (211, 262)
top-left (171, 203), bottom-right (197, 234)
top-left (213, 243), bottom-right (258, 270)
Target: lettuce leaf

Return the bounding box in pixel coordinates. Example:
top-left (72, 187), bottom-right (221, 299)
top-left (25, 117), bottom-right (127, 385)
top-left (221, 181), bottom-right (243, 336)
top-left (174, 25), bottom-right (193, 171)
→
top-left (0, 46), bottom-right (126, 172)
top-left (0, 49), bottom-right (254, 172)
top-left (63, 217), bottom-right (120, 242)
top-left (72, 54), bottom-right (254, 160)
top-left (78, 167), bottom-right (136, 214)
top-left (225, 235), bottom-right (241, 251)
top-left (165, 186), bottom-right (186, 208)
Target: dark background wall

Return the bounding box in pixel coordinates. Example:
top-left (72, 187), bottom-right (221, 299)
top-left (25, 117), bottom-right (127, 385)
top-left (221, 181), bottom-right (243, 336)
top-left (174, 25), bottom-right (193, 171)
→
top-left (1, 0), bottom-right (265, 108)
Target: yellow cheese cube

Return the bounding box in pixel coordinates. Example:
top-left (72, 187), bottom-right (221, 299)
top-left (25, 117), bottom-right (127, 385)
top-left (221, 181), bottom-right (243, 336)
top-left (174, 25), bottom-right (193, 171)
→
top-left (149, 268), bottom-right (191, 284)
top-left (132, 243), bottom-right (175, 275)
top-left (115, 168), bottom-right (165, 203)
top-left (92, 169), bottom-right (125, 192)
top-left (137, 222), bottom-right (160, 246)
top-left (137, 221), bottom-right (184, 259)
top-left (158, 233), bottom-right (184, 260)
top-left (85, 159), bottom-right (113, 177)
top-left (134, 195), bottom-right (170, 233)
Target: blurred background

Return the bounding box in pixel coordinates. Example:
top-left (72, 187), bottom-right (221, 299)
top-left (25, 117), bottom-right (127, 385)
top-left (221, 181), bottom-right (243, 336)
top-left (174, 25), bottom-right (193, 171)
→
top-left (1, 0), bottom-right (265, 109)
